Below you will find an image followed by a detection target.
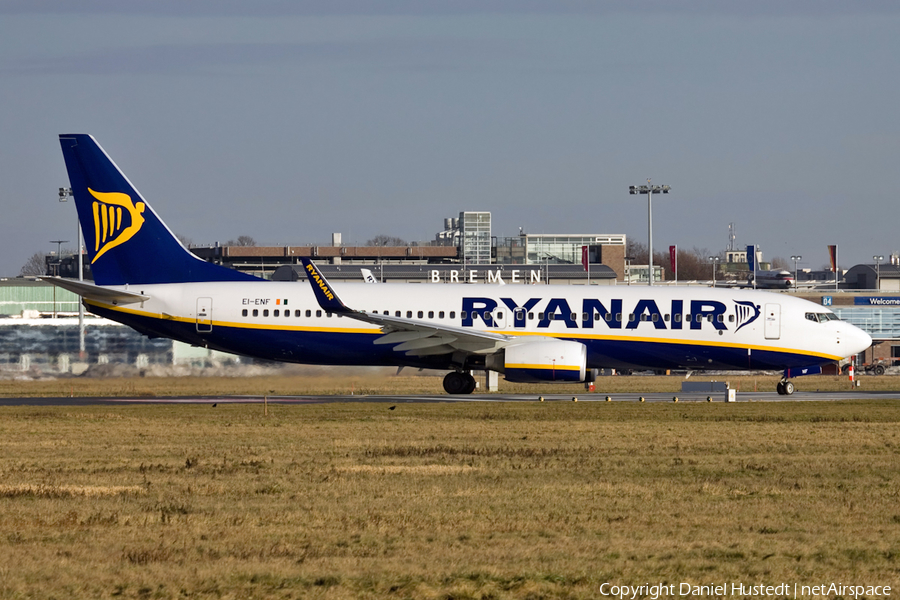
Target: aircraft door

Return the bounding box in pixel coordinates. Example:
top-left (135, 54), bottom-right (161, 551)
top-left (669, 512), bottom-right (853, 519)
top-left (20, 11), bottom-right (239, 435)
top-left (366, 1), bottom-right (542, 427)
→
top-left (764, 303), bottom-right (780, 340)
top-left (197, 297), bottom-right (213, 333)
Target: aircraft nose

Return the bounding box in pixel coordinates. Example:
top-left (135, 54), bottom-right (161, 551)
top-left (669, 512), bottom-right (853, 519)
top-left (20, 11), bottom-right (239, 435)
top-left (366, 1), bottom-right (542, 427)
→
top-left (842, 323), bottom-right (872, 357)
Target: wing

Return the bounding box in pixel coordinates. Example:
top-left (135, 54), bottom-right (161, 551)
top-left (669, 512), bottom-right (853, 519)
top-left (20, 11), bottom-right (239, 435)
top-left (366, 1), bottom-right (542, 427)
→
top-left (298, 259), bottom-right (509, 357)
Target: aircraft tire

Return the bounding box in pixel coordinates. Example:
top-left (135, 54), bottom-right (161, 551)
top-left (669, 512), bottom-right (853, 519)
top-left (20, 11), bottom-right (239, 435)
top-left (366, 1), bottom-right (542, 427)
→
top-left (462, 372), bottom-right (477, 394)
top-left (783, 381), bottom-right (794, 395)
top-left (443, 371), bottom-right (471, 395)
top-left (776, 382), bottom-right (786, 395)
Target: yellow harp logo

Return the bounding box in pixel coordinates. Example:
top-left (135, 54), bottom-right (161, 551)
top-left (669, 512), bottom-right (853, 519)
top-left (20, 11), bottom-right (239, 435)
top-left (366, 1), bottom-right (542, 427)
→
top-left (88, 188), bottom-right (146, 263)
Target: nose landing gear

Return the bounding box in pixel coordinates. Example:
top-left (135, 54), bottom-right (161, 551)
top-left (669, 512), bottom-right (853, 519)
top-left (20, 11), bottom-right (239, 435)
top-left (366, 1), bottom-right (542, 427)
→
top-left (776, 380), bottom-right (794, 395)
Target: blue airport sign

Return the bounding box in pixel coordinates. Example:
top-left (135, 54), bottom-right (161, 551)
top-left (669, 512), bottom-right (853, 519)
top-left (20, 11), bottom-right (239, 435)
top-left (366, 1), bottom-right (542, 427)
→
top-left (854, 297), bottom-right (900, 306)
top-left (822, 296), bottom-right (832, 306)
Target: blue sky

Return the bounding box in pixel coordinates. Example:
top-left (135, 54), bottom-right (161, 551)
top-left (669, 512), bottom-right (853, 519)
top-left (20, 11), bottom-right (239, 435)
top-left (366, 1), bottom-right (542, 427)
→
top-left (1, 1), bottom-right (898, 276)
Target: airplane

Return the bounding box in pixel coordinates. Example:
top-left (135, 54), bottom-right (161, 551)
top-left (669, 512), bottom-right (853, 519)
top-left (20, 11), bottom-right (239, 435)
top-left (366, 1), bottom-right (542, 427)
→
top-left (749, 269), bottom-right (794, 289)
top-left (44, 134), bottom-right (872, 396)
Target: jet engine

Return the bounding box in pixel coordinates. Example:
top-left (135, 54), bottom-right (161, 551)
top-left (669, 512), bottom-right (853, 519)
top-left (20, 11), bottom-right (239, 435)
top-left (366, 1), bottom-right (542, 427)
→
top-left (487, 339), bottom-right (587, 383)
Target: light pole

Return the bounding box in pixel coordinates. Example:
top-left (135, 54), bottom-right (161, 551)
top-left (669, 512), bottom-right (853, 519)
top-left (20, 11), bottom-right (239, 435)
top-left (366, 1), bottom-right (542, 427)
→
top-left (624, 255), bottom-right (634, 286)
top-left (629, 180), bottom-right (670, 286)
top-left (708, 256), bottom-right (720, 287)
top-left (60, 186), bottom-right (86, 357)
top-left (791, 255), bottom-right (802, 288)
top-left (874, 255), bottom-right (884, 290)
top-left (48, 239), bottom-right (68, 318)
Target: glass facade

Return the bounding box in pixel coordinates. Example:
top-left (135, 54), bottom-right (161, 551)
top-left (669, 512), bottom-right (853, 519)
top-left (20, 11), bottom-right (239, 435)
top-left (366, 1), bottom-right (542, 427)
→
top-left (459, 212), bottom-right (491, 265)
top-left (524, 234), bottom-right (625, 266)
top-left (833, 306), bottom-right (900, 340)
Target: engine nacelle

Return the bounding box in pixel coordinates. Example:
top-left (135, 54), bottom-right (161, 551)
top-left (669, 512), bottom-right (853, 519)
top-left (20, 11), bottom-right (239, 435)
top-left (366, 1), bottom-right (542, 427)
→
top-left (488, 339), bottom-right (587, 383)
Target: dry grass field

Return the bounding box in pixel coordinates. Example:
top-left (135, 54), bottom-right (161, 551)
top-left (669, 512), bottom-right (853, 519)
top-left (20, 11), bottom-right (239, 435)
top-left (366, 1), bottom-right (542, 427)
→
top-left (0, 369), bottom-right (895, 398)
top-left (1, 398), bottom-right (900, 599)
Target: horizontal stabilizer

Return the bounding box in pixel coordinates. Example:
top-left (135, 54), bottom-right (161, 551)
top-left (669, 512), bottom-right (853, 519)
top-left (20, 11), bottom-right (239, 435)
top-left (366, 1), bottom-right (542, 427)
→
top-left (39, 277), bottom-right (149, 304)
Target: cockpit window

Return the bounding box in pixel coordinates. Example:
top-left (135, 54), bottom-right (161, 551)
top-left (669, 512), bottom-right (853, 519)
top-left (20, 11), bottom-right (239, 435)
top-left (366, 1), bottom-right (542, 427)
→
top-left (806, 312), bottom-right (840, 323)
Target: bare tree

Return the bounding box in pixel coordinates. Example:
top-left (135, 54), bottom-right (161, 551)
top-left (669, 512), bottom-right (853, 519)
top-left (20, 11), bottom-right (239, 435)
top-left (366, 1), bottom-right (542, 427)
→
top-left (628, 241), bottom-right (719, 280)
top-left (19, 252), bottom-right (47, 276)
top-left (770, 256), bottom-right (790, 270)
top-left (225, 235), bottom-right (257, 247)
top-left (367, 235), bottom-right (407, 246)
top-left (176, 234), bottom-right (194, 248)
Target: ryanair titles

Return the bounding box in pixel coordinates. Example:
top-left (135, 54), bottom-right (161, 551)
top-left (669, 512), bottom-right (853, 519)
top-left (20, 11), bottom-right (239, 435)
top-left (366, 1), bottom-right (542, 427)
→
top-left (305, 263), bottom-right (335, 301)
top-left (462, 296), bottom-right (761, 333)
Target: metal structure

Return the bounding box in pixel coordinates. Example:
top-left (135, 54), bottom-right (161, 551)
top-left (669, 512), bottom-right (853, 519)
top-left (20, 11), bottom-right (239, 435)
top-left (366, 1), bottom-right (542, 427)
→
top-left (708, 255), bottom-right (720, 285)
top-left (791, 255), bottom-right (802, 287)
top-left (874, 255), bottom-right (884, 290)
top-left (628, 181), bottom-right (670, 286)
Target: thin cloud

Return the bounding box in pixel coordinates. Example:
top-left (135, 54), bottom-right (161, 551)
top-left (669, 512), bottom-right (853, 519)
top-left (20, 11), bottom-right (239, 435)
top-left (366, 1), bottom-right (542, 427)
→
top-left (2, 0), bottom-right (898, 18)
top-left (2, 39), bottom-right (524, 77)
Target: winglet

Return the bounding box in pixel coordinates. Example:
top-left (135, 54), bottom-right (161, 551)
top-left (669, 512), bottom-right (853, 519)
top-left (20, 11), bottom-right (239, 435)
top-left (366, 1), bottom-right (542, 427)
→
top-left (299, 258), bottom-right (351, 313)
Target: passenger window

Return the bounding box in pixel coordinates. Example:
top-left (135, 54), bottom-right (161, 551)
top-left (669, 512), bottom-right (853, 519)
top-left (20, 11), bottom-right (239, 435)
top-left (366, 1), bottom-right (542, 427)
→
top-left (548, 313), bottom-right (555, 321)
top-left (497, 312), bottom-right (503, 319)
top-left (395, 311), bottom-right (401, 317)
top-left (615, 313), bottom-right (622, 322)
top-left (242, 309), bottom-right (248, 317)
top-left (674, 314), bottom-right (682, 323)
top-left (316, 310), bottom-right (322, 317)
top-left (263, 309), bottom-right (269, 317)
top-left (428, 311), bottom-right (434, 318)
top-left (274, 309), bottom-right (280, 317)
top-left (252, 309), bottom-right (258, 317)
top-left (305, 309), bottom-right (311, 317)
top-left (528, 312), bottom-right (534, 320)
top-left (450, 311), bottom-right (456, 319)
top-left (652, 314), bottom-right (659, 322)
top-left (439, 311), bottom-right (445, 318)
top-left (460, 311), bottom-right (467, 320)
top-left (583, 312), bottom-right (589, 321)
top-left (327, 312), bottom-right (332, 318)
top-left (696, 315), bottom-right (702, 323)
top-left (728, 314), bottom-right (734, 322)
top-left (628, 314), bottom-right (636, 322)
top-left (664, 314), bottom-right (670, 322)
top-left (418, 311), bottom-right (424, 318)
top-left (407, 311), bottom-right (412, 318)
top-left (483, 311), bottom-right (490, 320)
top-left (717, 314), bottom-right (724, 323)
top-left (538, 312), bottom-right (544, 320)
top-left (571, 313), bottom-right (578, 321)
top-left (295, 310), bottom-right (301, 317)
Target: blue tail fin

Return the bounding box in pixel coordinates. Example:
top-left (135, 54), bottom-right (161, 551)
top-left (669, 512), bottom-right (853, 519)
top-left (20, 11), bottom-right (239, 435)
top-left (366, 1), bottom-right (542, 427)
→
top-left (59, 134), bottom-right (260, 285)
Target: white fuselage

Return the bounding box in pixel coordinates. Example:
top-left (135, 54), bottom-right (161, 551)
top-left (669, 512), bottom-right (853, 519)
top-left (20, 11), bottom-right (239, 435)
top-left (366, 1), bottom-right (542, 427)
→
top-left (86, 281), bottom-right (871, 372)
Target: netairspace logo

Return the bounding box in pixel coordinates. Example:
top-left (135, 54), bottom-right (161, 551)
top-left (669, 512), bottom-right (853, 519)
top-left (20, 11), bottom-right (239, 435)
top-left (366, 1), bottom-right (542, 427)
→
top-left (599, 582), bottom-right (892, 599)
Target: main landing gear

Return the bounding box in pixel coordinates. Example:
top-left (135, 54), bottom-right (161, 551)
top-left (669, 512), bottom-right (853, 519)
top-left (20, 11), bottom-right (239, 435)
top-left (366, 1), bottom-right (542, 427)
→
top-left (776, 380), bottom-right (795, 395)
top-left (443, 371), bottom-right (477, 395)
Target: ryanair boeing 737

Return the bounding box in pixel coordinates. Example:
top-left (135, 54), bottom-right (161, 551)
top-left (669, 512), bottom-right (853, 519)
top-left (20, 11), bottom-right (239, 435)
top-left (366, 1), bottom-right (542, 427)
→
top-left (45, 134), bottom-right (871, 395)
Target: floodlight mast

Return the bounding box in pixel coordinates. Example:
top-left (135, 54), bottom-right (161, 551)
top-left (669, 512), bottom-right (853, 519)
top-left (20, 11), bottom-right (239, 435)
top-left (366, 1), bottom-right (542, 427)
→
top-left (629, 180), bottom-right (670, 286)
